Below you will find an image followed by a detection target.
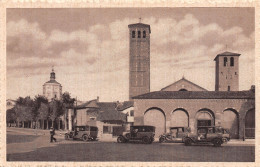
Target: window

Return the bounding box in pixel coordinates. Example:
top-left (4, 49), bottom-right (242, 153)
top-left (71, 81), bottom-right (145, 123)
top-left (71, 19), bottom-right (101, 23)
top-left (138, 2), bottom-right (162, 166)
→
top-left (103, 126), bottom-right (109, 133)
top-left (130, 110), bottom-right (134, 116)
top-left (230, 57), bottom-right (234, 66)
top-left (228, 86), bottom-right (230, 91)
top-left (138, 31), bottom-right (141, 38)
top-left (235, 72), bottom-right (237, 75)
top-left (224, 57), bottom-right (228, 66)
top-left (132, 31), bottom-right (135, 38)
top-left (143, 31), bottom-right (146, 38)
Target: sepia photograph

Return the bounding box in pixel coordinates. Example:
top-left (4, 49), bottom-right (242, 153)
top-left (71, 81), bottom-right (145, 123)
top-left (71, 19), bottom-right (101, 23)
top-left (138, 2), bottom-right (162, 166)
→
top-left (5, 7), bottom-right (255, 162)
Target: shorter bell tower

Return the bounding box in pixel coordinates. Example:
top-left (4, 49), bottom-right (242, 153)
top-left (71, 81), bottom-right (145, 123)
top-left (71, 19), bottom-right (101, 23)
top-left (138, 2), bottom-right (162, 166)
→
top-left (214, 51), bottom-right (240, 91)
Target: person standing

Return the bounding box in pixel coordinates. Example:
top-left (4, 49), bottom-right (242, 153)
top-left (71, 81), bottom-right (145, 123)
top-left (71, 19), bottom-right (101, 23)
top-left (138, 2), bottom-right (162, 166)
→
top-left (50, 127), bottom-right (57, 142)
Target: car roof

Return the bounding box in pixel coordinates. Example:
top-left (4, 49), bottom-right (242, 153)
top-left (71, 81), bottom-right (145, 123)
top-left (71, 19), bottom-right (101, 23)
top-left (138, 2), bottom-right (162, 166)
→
top-left (131, 125), bottom-right (155, 128)
top-left (75, 125), bottom-right (97, 128)
top-left (170, 127), bottom-right (187, 128)
top-left (197, 126), bottom-right (222, 128)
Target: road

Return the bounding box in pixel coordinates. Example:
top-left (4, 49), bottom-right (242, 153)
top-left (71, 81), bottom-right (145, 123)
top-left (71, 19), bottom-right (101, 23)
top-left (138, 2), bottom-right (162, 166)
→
top-left (7, 128), bottom-right (255, 162)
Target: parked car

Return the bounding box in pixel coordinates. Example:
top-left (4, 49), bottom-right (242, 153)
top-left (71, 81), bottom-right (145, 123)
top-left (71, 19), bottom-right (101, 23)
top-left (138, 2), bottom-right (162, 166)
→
top-left (65, 125), bottom-right (98, 141)
top-left (159, 127), bottom-right (190, 143)
top-left (117, 125), bottom-right (155, 144)
top-left (183, 126), bottom-right (230, 147)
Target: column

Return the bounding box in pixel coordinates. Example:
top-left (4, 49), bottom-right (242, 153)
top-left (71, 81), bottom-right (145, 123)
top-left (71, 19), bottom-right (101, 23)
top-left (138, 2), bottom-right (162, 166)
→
top-left (68, 109), bottom-right (72, 130)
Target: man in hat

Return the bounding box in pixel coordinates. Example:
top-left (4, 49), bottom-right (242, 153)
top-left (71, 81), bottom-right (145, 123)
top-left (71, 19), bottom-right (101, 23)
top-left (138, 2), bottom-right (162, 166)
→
top-left (50, 127), bottom-right (57, 143)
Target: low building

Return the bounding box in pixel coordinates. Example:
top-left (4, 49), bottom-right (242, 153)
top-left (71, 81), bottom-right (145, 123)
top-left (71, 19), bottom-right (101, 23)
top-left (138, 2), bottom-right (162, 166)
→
top-left (75, 99), bottom-right (134, 140)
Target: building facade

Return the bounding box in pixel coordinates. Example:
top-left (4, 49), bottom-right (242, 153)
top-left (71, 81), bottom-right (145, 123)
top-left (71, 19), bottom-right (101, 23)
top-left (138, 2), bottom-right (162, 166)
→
top-left (128, 23), bottom-right (151, 99)
top-left (132, 52), bottom-right (255, 139)
top-left (43, 68), bottom-right (62, 101)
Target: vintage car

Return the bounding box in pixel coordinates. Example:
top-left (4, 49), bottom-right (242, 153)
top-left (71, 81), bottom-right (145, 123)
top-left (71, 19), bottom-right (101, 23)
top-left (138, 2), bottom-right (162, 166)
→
top-left (183, 126), bottom-right (230, 147)
top-left (117, 125), bottom-right (155, 144)
top-left (159, 127), bottom-right (190, 143)
top-left (65, 125), bottom-right (98, 141)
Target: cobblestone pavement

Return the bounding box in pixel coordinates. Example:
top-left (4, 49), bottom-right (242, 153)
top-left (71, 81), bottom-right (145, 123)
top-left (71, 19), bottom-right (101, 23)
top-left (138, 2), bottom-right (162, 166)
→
top-left (7, 128), bottom-right (255, 162)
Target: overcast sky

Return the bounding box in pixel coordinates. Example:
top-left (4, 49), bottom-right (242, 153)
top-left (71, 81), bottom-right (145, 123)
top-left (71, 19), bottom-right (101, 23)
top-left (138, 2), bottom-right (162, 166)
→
top-left (7, 8), bottom-right (255, 102)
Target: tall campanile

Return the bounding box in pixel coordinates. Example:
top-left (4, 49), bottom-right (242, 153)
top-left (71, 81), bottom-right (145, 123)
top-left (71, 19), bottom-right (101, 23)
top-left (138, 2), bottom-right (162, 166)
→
top-left (128, 22), bottom-right (151, 99)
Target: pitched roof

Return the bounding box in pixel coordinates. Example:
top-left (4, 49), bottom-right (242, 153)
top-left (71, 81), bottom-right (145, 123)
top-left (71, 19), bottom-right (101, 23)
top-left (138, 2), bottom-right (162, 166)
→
top-left (96, 102), bottom-right (126, 123)
top-left (76, 99), bottom-right (99, 109)
top-left (133, 90), bottom-right (255, 99)
top-left (116, 101), bottom-right (134, 111)
top-left (128, 23), bottom-right (151, 33)
top-left (161, 77), bottom-right (207, 91)
top-left (76, 100), bottom-right (127, 122)
top-left (44, 80), bottom-right (61, 85)
top-left (214, 51), bottom-right (240, 61)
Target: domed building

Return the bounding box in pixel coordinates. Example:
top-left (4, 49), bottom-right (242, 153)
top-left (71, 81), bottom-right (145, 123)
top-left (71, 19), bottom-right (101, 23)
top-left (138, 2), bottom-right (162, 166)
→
top-left (43, 68), bottom-right (62, 101)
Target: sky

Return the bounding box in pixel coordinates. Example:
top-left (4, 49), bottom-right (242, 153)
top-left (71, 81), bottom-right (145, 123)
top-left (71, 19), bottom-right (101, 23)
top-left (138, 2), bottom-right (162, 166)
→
top-left (6, 8), bottom-right (255, 102)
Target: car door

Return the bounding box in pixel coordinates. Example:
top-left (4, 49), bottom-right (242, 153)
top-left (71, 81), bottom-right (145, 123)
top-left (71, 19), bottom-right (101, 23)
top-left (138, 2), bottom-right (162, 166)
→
top-left (206, 127), bottom-right (215, 141)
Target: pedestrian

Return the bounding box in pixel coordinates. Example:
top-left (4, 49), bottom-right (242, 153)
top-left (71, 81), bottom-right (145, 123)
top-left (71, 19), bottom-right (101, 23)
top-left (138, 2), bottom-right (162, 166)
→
top-left (50, 127), bottom-right (57, 143)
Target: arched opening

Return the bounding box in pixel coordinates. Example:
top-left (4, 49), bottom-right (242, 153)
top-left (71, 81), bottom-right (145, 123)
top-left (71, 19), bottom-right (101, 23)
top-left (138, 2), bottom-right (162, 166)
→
top-left (171, 108), bottom-right (189, 127)
top-left (132, 31), bottom-right (135, 38)
top-left (245, 108), bottom-right (255, 138)
top-left (138, 31), bottom-right (141, 38)
top-left (144, 108), bottom-right (166, 137)
top-left (230, 57), bottom-right (234, 66)
top-left (196, 109), bottom-right (215, 127)
top-left (143, 31), bottom-right (146, 38)
top-left (224, 57), bottom-right (228, 66)
top-left (222, 109), bottom-right (239, 139)
top-left (179, 89), bottom-right (188, 91)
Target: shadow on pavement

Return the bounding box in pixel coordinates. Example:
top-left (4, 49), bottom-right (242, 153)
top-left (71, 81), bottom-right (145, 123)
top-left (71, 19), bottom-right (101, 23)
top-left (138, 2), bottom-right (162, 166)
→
top-left (7, 142), bottom-right (255, 162)
top-left (7, 134), bottom-right (39, 144)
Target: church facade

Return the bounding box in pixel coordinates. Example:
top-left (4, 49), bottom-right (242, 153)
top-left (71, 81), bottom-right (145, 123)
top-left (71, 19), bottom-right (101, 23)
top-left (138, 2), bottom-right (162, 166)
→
top-left (129, 22), bottom-right (255, 140)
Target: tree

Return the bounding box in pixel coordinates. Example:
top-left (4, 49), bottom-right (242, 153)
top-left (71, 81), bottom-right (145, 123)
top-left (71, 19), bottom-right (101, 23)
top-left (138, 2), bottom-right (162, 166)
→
top-left (6, 108), bottom-right (16, 126)
top-left (62, 92), bottom-right (75, 107)
top-left (14, 96), bottom-right (34, 128)
top-left (31, 95), bottom-right (49, 129)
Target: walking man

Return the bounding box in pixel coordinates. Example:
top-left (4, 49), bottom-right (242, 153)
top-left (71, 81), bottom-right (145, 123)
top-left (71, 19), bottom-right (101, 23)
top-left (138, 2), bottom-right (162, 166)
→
top-left (50, 127), bottom-right (57, 143)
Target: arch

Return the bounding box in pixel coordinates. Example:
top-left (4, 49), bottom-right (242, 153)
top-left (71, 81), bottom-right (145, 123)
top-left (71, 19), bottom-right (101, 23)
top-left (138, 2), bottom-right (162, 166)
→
top-left (230, 57), bottom-right (234, 66)
top-left (171, 108), bottom-right (189, 127)
top-left (132, 31), bottom-right (135, 38)
top-left (222, 108), bottom-right (239, 139)
top-left (195, 108), bottom-right (215, 127)
top-left (245, 108), bottom-right (255, 138)
top-left (179, 89), bottom-right (188, 91)
top-left (138, 31), bottom-right (141, 38)
top-left (144, 107), bottom-right (166, 137)
top-left (224, 57), bottom-right (228, 66)
top-left (143, 30), bottom-right (146, 38)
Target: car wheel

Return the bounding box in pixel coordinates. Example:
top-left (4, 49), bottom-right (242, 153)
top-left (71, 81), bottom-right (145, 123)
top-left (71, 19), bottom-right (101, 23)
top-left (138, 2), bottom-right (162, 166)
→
top-left (65, 134), bottom-right (70, 140)
top-left (213, 138), bottom-right (222, 147)
top-left (82, 135), bottom-right (89, 142)
top-left (142, 136), bottom-right (151, 144)
top-left (184, 138), bottom-right (192, 146)
top-left (117, 136), bottom-right (125, 143)
top-left (159, 137), bottom-right (165, 143)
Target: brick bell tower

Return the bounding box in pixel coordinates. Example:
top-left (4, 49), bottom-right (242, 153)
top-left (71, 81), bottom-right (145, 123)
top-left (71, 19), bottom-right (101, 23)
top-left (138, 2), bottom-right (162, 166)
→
top-left (214, 51), bottom-right (240, 91)
top-left (128, 21), bottom-right (151, 99)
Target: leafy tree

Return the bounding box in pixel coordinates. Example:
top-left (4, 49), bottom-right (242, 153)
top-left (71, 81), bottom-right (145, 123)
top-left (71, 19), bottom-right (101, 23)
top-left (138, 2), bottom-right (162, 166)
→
top-left (62, 92), bottom-right (75, 107)
top-left (6, 108), bottom-right (16, 125)
top-left (13, 96), bottom-right (34, 127)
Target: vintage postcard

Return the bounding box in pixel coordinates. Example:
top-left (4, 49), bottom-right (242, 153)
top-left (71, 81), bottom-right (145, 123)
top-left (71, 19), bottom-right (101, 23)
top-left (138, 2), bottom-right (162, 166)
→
top-left (1, 0), bottom-right (259, 166)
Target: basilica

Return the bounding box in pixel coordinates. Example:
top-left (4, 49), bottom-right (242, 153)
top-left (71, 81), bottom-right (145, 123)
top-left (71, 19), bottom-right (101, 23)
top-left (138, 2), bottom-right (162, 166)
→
top-left (129, 22), bottom-right (255, 139)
